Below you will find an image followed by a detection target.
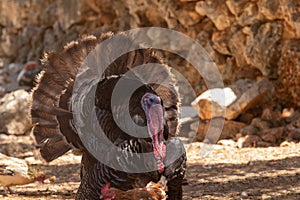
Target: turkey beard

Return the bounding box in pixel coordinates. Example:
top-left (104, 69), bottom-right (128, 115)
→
top-left (146, 104), bottom-right (166, 174)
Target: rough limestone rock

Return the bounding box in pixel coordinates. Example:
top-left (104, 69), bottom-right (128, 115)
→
top-left (239, 111), bottom-right (300, 146)
top-left (238, 126), bottom-right (286, 148)
top-left (1, 0), bottom-right (300, 108)
top-left (261, 107), bottom-right (283, 127)
top-left (277, 39), bottom-right (300, 107)
top-left (244, 21), bottom-right (283, 76)
top-left (0, 0), bottom-right (300, 107)
top-left (191, 87), bottom-right (236, 120)
top-left (260, 127), bottom-right (285, 144)
top-left (192, 78), bottom-right (273, 120)
top-left (0, 63), bottom-right (28, 97)
top-left (195, 0), bottom-right (234, 31)
top-left (0, 90), bottom-right (31, 135)
top-left (237, 135), bottom-right (263, 148)
top-left (286, 116), bottom-right (300, 141)
top-left (193, 120), bottom-right (246, 142)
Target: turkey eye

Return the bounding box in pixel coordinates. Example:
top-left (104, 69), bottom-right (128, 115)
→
top-left (148, 97), bottom-right (154, 104)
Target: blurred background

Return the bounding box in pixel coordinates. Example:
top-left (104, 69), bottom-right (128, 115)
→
top-left (1, 0), bottom-right (300, 105)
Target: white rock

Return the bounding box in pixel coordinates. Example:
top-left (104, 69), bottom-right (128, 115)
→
top-left (241, 191), bottom-right (248, 197)
top-left (191, 78), bottom-right (273, 120)
top-left (0, 89), bottom-right (31, 135)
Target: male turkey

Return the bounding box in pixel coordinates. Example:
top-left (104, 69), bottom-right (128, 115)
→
top-left (17, 61), bottom-right (42, 87)
top-left (31, 32), bottom-right (186, 200)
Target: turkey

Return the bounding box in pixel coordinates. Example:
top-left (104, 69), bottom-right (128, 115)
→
top-left (101, 181), bottom-right (167, 200)
top-left (0, 153), bottom-right (45, 195)
top-left (17, 61), bottom-right (42, 87)
top-left (31, 32), bottom-right (186, 199)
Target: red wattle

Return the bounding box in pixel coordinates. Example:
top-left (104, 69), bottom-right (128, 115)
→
top-left (147, 104), bottom-right (166, 173)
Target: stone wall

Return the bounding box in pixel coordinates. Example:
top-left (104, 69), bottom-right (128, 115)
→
top-left (0, 0), bottom-right (299, 106)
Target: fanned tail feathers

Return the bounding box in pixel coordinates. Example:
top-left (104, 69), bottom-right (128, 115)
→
top-left (31, 32), bottom-right (180, 162)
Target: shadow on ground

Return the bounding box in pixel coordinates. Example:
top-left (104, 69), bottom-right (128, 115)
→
top-left (183, 156), bottom-right (300, 199)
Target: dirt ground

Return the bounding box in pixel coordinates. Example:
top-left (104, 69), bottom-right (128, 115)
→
top-left (0, 134), bottom-right (299, 200)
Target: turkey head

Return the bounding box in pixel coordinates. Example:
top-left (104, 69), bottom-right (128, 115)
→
top-left (141, 92), bottom-right (166, 173)
top-left (17, 61), bottom-right (41, 87)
